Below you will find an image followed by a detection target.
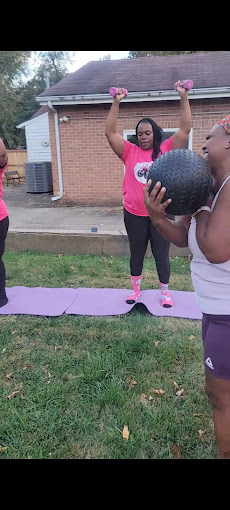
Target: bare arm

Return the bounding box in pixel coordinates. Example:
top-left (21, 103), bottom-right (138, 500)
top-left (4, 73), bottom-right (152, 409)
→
top-left (172, 85), bottom-right (191, 149)
top-left (105, 88), bottom-right (126, 158)
top-left (143, 180), bottom-right (191, 247)
top-left (195, 181), bottom-right (230, 263)
top-left (0, 138), bottom-right (7, 167)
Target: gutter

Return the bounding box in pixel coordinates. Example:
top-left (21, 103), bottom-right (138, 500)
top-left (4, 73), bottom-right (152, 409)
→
top-left (47, 101), bottom-right (64, 202)
top-left (37, 87), bottom-right (230, 106)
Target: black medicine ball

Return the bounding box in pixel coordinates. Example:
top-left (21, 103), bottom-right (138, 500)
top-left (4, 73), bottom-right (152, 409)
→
top-left (147, 149), bottom-right (213, 215)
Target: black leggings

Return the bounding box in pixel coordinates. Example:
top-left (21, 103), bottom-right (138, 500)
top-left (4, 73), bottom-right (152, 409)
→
top-left (0, 216), bottom-right (9, 298)
top-left (124, 208), bottom-right (171, 284)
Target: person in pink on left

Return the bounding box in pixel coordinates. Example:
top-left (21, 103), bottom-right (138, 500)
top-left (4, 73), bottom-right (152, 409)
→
top-left (0, 138), bottom-right (9, 307)
top-left (105, 82), bottom-right (191, 308)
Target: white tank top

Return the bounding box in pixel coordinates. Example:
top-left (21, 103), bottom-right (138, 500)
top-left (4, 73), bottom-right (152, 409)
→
top-left (188, 175), bottom-right (230, 314)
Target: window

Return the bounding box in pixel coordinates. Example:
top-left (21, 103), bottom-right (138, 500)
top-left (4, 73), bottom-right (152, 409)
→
top-left (124, 127), bottom-right (193, 150)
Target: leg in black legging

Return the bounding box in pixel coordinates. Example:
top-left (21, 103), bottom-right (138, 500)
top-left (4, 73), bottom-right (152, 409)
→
top-left (149, 218), bottom-right (170, 284)
top-left (124, 208), bottom-right (149, 276)
top-left (0, 216), bottom-right (9, 306)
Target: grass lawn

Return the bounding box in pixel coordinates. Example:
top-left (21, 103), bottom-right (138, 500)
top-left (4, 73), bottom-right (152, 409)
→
top-left (0, 251), bottom-right (217, 459)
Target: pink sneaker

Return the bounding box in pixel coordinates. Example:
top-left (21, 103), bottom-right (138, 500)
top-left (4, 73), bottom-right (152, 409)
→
top-left (161, 291), bottom-right (173, 308)
top-left (126, 292), bottom-right (141, 305)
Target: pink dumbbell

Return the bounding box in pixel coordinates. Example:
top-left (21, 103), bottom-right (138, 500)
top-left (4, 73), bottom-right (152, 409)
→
top-left (109, 87), bottom-right (128, 97)
top-left (174, 79), bottom-right (193, 91)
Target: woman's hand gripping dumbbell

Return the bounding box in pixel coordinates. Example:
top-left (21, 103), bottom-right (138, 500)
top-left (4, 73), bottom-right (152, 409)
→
top-left (109, 87), bottom-right (128, 98)
top-left (174, 79), bottom-right (193, 91)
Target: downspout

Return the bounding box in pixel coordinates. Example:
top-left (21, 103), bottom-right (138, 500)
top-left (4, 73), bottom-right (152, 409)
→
top-left (47, 101), bottom-right (64, 202)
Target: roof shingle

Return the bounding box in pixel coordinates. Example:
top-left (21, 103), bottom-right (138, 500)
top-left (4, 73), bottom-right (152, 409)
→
top-left (37, 52), bottom-right (230, 98)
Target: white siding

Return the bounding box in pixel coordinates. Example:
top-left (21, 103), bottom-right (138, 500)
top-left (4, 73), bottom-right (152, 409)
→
top-left (25, 113), bottom-right (51, 162)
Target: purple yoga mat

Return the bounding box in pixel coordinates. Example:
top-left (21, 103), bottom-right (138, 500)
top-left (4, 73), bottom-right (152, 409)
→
top-left (65, 288), bottom-right (202, 320)
top-left (0, 286), bottom-right (78, 316)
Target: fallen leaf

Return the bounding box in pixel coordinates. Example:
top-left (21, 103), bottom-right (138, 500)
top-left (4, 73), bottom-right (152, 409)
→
top-left (152, 389), bottom-right (165, 395)
top-left (70, 266), bottom-right (76, 271)
top-left (173, 381), bottom-right (179, 390)
top-left (189, 335), bottom-right (195, 340)
top-left (154, 341), bottom-right (160, 346)
top-left (8, 390), bottom-right (20, 399)
top-left (11, 330), bottom-right (16, 335)
top-left (170, 444), bottom-right (183, 459)
top-left (0, 445), bottom-right (9, 452)
top-left (54, 345), bottom-right (62, 351)
top-left (176, 389), bottom-right (185, 396)
top-left (194, 413), bottom-right (202, 417)
top-left (198, 429), bottom-right (205, 441)
top-left (140, 393), bottom-right (148, 406)
top-left (148, 395), bottom-right (153, 400)
top-left (23, 365), bottom-right (33, 371)
top-left (122, 425), bottom-right (130, 440)
top-left (6, 372), bottom-right (13, 379)
top-left (129, 378), bottom-right (137, 389)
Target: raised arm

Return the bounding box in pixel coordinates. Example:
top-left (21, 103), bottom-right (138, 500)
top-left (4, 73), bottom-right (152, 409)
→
top-left (0, 138), bottom-right (7, 167)
top-left (105, 88), bottom-right (126, 158)
top-left (143, 180), bottom-right (191, 247)
top-left (172, 84), bottom-right (192, 149)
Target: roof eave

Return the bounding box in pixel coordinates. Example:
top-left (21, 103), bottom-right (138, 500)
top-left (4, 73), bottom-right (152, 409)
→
top-left (36, 88), bottom-right (230, 106)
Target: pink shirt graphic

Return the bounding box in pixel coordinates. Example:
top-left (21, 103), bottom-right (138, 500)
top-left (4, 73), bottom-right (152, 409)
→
top-left (0, 162), bottom-right (9, 221)
top-left (121, 137), bottom-right (173, 216)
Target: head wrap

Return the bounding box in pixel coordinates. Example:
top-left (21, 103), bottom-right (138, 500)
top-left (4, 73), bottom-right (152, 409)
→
top-left (217, 115), bottom-right (230, 134)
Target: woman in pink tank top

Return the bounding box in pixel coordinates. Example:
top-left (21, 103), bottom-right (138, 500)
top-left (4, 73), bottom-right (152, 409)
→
top-left (0, 138), bottom-right (9, 307)
top-left (143, 115), bottom-right (230, 459)
top-left (105, 83), bottom-right (191, 308)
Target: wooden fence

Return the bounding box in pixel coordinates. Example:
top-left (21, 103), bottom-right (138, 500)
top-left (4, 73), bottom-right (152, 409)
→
top-left (6, 150), bottom-right (28, 179)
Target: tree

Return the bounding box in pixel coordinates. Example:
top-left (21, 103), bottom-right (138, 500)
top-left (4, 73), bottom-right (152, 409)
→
top-left (1, 51), bottom-right (75, 148)
top-left (0, 51), bottom-right (32, 148)
top-left (100, 54), bottom-right (111, 60)
top-left (128, 51), bottom-right (210, 58)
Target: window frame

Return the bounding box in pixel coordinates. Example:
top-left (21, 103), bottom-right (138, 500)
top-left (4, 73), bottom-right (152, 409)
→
top-left (123, 127), bottom-right (193, 150)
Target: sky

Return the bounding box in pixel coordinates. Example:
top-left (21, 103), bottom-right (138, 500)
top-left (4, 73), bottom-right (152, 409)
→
top-left (67, 51), bottom-right (130, 72)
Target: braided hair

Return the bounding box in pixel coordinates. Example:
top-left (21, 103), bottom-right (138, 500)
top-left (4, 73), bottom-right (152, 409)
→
top-left (135, 118), bottom-right (163, 160)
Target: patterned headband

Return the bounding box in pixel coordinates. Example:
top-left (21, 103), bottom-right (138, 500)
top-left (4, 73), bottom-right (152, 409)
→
top-left (217, 115), bottom-right (230, 134)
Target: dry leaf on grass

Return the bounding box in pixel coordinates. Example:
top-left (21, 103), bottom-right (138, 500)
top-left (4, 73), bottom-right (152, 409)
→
top-left (0, 445), bottom-right (9, 452)
top-left (189, 335), bottom-right (195, 340)
top-left (152, 389), bottom-right (165, 395)
top-left (170, 444), bottom-right (183, 459)
top-left (54, 345), bottom-right (62, 352)
top-left (140, 393), bottom-right (148, 406)
top-left (6, 372), bottom-right (13, 379)
top-left (198, 429), bottom-right (205, 441)
top-left (154, 341), bottom-right (160, 346)
top-left (122, 425), bottom-right (130, 440)
top-left (8, 390), bottom-right (20, 399)
top-left (173, 381), bottom-right (179, 390)
top-left (176, 389), bottom-right (185, 396)
top-left (129, 378), bottom-right (137, 389)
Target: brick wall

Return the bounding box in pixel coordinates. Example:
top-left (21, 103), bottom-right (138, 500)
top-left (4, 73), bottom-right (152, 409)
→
top-left (48, 97), bottom-right (230, 206)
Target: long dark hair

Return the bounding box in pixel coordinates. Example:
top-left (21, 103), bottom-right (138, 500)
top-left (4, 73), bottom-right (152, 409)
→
top-left (135, 118), bottom-right (163, 160)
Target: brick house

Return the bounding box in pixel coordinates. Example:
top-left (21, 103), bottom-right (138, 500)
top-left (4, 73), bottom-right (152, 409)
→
top-left (36, 51), bottom-right (230, 207)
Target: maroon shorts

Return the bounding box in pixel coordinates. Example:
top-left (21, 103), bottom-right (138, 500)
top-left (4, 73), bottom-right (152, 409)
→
top-left (202, 313), bottom-right (230, 380)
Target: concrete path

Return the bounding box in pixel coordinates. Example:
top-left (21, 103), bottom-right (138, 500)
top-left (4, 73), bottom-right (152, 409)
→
top-left (3, 183), bottom-right (190, 257)
top-left (3, 183), bottom-right (125, 235)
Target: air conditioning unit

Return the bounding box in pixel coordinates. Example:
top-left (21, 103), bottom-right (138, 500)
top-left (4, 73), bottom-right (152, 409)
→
top-left (24, 162), bottom-right (53, 193)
